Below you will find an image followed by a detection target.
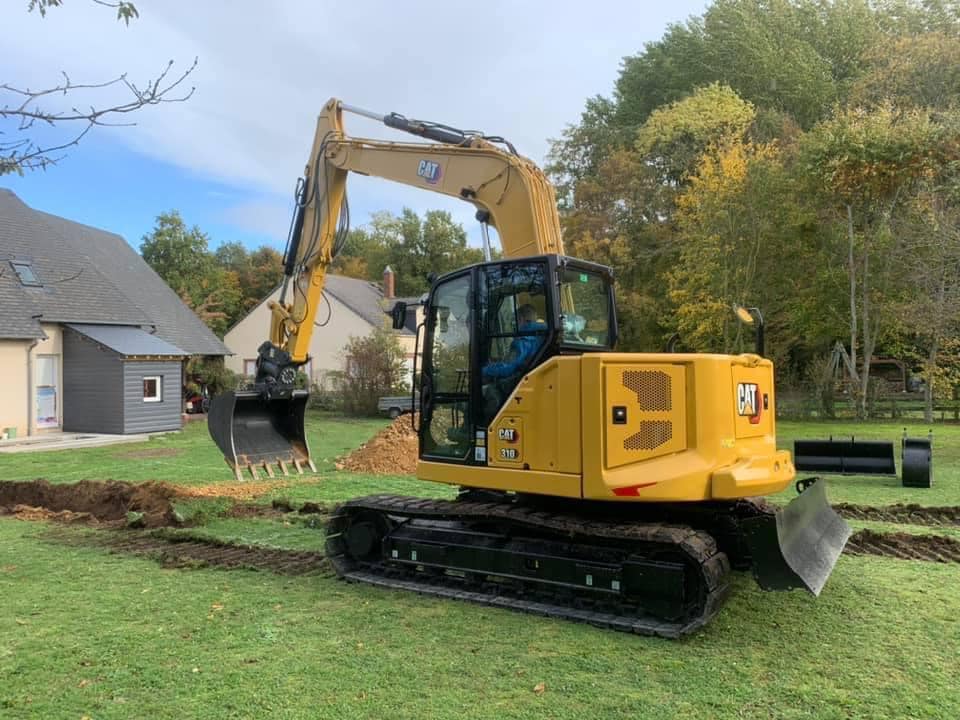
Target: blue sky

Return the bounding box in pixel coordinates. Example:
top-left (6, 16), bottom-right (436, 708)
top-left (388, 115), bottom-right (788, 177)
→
top-left (2, 0), bottom-right (709, 255)
top-left (6, 132), bottom-right (285, 251)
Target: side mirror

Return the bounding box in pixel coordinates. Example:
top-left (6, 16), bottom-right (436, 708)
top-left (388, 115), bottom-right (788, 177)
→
top-left (391, 301), bottom-right (408, 330)
top-left (733, 304), bottom-right (765, 356)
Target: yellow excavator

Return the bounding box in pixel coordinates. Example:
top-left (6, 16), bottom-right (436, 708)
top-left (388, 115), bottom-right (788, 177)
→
top-left (209, 98), bottom-right (850, 637)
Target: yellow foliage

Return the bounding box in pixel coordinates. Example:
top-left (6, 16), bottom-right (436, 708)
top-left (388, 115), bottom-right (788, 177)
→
top-left (668, 139), bottom-right (781, 352)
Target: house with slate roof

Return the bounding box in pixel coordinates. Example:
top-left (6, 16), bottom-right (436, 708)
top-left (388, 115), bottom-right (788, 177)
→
top-left (224, 267), bottom-right (423, 389)
top-left (0, 189), bottom-right (229, 438)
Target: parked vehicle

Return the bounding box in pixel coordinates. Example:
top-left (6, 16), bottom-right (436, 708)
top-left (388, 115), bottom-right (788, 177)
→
top-left (183, 384), bottom-right (210, 414)
top-left (377, 393), bottom-right (419, 419)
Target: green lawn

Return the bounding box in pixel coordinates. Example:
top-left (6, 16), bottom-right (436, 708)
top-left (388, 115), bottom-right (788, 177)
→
top-left (1, 414), bottom-right (958, 719)
top-left (0, 412), bottom-right (390, 485)
top-left (775, 420), bottom-right (955, 507)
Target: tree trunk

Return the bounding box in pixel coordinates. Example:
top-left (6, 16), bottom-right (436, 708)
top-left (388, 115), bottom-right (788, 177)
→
top-left (925, 339), bottom-right (938, 424)
top-left (847, 204), bottom-right (858, 380)
top-left (858, 242), bottom-right (872, 418)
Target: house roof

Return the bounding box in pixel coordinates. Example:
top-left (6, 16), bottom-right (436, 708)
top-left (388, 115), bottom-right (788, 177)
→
top-left (67, 324), bottom-right (189, 357)
top-left (0, 189), bottom-right (229, 355)
top-left (323, 274), bottom-right (390, 329)
top-left (226, 273), bottom-right (414, 337)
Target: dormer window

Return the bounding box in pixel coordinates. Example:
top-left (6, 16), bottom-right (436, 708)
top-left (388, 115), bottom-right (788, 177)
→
top-left (10, 261), bottom-right (41, 287)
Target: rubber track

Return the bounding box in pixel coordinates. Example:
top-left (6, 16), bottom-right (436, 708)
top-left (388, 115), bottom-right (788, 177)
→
top-left (845, 529), bottom-right (960, 563)
top-left (835, 503), bottom-right (960, 527)
top-left (325, 494), bottom-right (730, 639)
top-left (50, 531), bottom-right (329, 575)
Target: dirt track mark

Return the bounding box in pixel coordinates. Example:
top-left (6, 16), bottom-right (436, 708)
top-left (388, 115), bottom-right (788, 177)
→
top-left (46, 530), bottom-right (329, 576)
top-left (835, 503), bottom-right (960, 527)
top-left (112, 447), bottom-right (183, 460)
top-left (845, 529), bottom-right (960, 563)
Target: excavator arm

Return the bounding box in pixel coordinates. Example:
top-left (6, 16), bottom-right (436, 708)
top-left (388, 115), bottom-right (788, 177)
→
top-left (209, 98), bottom-right (565, 479)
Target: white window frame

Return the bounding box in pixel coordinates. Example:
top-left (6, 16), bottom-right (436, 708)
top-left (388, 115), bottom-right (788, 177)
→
top-left (243, 359), bottom-right (258, 377)
top-left (143, 376), bottom-right (162, 403)
top-left (35, 354), bottom-right (59, 429)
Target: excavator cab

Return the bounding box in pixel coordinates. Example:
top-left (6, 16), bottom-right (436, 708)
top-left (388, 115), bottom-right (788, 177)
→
top-left (417, 254), bottom-right (615, 462)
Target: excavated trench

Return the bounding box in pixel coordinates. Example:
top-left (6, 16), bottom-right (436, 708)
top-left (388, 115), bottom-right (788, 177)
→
top-left (846, 529), bottom-right (960, 563)
top-left (0, 479), bottom-right (178, 527)
top-left (835, 503), bottom-right (960, 527)
top-left (5, 478), bottom-right (960, 571)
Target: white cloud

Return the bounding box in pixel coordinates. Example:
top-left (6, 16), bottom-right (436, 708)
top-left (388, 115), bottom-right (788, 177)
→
top-left (2, 0), bottom-right (708, 241)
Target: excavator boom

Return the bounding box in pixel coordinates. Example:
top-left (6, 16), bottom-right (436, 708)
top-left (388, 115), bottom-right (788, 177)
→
top-left (209, 98), bottom-right (566, 479)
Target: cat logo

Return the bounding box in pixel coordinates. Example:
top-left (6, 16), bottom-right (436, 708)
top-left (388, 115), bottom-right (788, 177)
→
top-left (737, 383), bottom-right (763, 424)
top-left (417, 159), bottom-right (442, 184)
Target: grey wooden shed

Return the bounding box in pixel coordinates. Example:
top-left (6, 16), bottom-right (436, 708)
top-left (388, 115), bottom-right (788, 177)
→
top-left (63, 324), bottom-right (188, 434)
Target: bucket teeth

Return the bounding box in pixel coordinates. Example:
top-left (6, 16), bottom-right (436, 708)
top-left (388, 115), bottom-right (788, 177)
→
top-left (226, 457), bottom-right (317, 482)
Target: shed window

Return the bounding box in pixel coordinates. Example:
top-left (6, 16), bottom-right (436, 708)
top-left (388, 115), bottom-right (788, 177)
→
top-left (143, 376), bottom-right (162, 402)
top-left (11, 261), bottom-right (41, 287)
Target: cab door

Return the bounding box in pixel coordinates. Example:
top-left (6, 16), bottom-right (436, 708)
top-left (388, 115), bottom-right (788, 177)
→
top-left (420, 270), bottom-right (474, 462)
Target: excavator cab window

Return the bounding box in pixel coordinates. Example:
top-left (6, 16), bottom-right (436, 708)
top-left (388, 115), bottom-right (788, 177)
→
top-left (558, 266), bottom-right (612, 348)
top-left (477, 261), bottom-right (550, 423)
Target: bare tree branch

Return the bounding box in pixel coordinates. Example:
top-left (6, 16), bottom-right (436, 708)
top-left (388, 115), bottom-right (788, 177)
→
top-left (4, 1), bottom-right (193, 174)
top-left (1, 57), bottom-right (198, 175)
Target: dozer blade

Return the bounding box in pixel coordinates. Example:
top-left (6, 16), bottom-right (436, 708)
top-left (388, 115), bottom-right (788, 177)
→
top-left (208, 389), bottom-right (313, 479)
top-left (742, 480), bottom-right (851, 596)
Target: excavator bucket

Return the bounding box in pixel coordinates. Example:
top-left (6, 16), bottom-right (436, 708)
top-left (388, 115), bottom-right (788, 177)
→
top-left (208, 390), bottom-right (314, 480)
top-left (742, 480), bottom-right (851, 596)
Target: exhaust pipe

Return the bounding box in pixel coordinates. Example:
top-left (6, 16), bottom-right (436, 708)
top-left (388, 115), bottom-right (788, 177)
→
top-left (208, 389), bottom-right (314, 481)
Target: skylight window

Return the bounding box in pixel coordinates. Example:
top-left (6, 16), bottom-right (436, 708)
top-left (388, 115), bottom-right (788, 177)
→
top-left (10, 261), bottom-right (41, 287)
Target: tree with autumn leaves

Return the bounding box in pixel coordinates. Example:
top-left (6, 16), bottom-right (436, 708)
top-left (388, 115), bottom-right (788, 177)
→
top-left (140, 206), bottom-right (478, 338)
top-left (550, 0), bottom-right (960, 418)
top-left (140, 211), bottom-right (282, 337)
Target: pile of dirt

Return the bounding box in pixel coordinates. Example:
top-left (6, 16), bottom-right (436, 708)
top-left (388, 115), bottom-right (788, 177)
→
top-left (336, 415), bottom-right (418, 475)
top-left (0, 479), bottom-right (177, 528)
top-left (173, 481), bottom-right (289, 500)
top-left (10, 505), bottom-right (94, 523)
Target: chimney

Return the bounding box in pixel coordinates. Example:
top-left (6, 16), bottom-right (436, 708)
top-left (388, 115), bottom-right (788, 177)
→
top-left (383, 265), bottom-right (395, 299)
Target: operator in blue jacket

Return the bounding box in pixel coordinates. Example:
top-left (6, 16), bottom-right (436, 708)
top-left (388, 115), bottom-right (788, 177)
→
top-left (482, 304), bottom-right (546, 380)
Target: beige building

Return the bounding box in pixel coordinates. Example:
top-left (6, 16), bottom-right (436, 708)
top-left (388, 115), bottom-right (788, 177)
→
top-left (0, 189), bottom-right (228, 439)
top-left (224, 269), bottom-right (423, 388)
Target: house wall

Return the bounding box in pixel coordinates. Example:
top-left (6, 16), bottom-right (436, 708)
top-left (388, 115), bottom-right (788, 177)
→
top-left (396, 325), bottom-right (421, 388)
top-left (224, 288), bottom-right (377, 388)
top-left (0, 339), bottom-right (32, 439)
top-left (122, 360), bottom-right (183, 433)
top-left (62, 328), bottom-right (124, 434)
